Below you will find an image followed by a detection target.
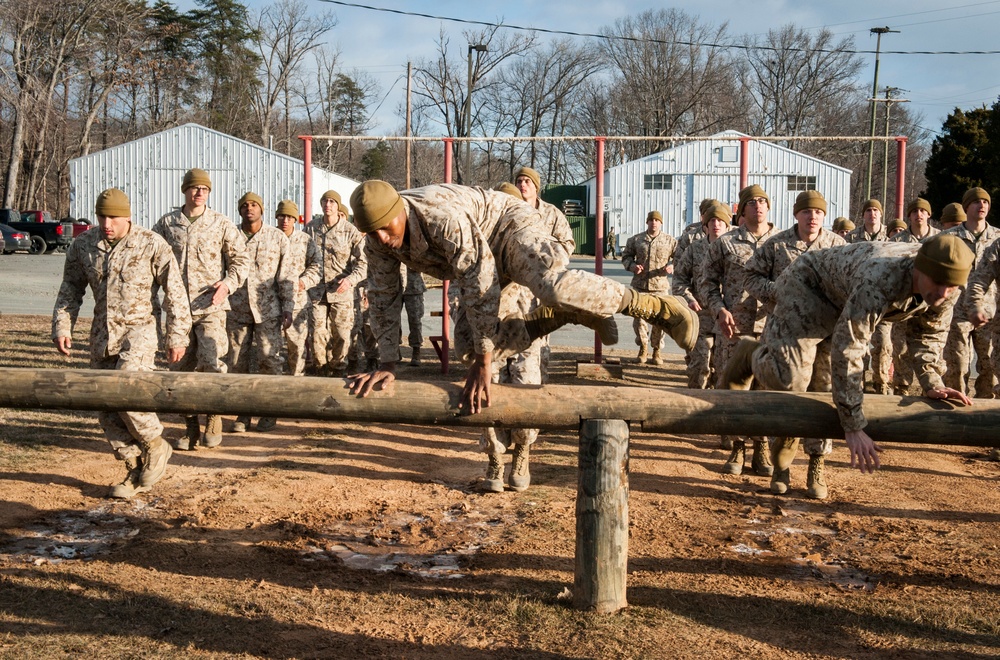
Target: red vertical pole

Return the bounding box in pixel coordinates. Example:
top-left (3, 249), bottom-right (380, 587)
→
top-left (301, 136), bottom-right (313, 225)
top-left (739, 136), bottom-right (750, 190)
top-left (895, 137), bottom-right (907, 222)
top-left (440, 138), bottom-right (454, 374)
top-left (594, 137), bottom-right (606, 364)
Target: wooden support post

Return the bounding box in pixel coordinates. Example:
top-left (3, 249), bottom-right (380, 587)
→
top-left (574, 419), bottom-right (629, 613)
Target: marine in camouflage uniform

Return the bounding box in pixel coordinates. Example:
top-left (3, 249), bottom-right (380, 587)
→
top-left (845, 199), bottom-right (892, 394)
top-left (402, 264), bottom-right (427, 366)
top-left (744, 190), bottom-right (845, 497)
top-left (305, 189), bottom-right (368, 376)
top-left (278, 209), bottom-right (322, 377)
top-left (674, 198), bottom-right (716, 264)
top-left (622, 210), bottom-right (678, 365)
top-left (152, 168), bottom-right (250, 451)
top-left (697, 184), bottom-right (777, 463)
top-left (53, 189), bottom-right (192, 499)
top-left (349, 279), bottom-right (380, 371)
top-left (941, 188), bottom-right (1000, 397)
top-left (672, 202), bottom-right (732, 389)
top-left (888, 198), bottom-right (941, 395)
top-left (347, 181), bottom-right (698, 492)
top-left (729, 236), bottom-right (973, 495)
top-left (227, 195), bottom-right (296, 434)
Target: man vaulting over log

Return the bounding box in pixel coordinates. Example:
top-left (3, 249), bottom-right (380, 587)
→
top-left (346, 180), bottom-right (699, 415)
top-left (722, 233), bottom-right (975, 493)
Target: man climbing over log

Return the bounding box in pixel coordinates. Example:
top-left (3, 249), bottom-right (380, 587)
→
top-left (346, 180), bottom-right (699, 414)
top-left (722, 233), bottom-right (974, 490)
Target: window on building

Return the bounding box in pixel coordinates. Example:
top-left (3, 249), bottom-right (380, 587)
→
top-left (643, 174), bottom-right (673, 190)
top-left (719, 146), bottom-right (738, 163)
top-left (787, 175), bottom-right (817, 191)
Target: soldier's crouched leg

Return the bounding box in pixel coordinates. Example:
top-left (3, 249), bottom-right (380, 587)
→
top-left (769, 437), bottom-right (800, 494)
top-left (136, 436), bottom-right (171, 488)
top-left (802, 438), bottom-right (832, 499)
top-left (619, 290), bottom-right (699, 352)
top-left (201, 415), bottom-right (223, 448)
top-left (108, 443), bottom-right (150, 499)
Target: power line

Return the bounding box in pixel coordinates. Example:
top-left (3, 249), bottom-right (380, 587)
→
top-left (319, 0), bottom-right (1000, 55)
top-left (799, 0), bottom-right (1000, 31)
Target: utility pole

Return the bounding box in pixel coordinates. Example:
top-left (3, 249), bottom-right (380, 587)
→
top-left (465, 44), bottom-right (487, 185)
top-left (405, 61), bottom-right (412, 189)
top-left (866, 26), bottom-right (899, 200)
top-left (879, 87), bottom-right (909, 204)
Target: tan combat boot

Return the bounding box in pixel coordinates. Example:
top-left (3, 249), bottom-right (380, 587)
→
top-left (256, 417), bottom-right (277, 432)
top-left (109, 457), bottom-right (151, 499)
top-left (482, 453), bottom-right (504, 493)
top-left (770, 437), bottom-right (799, 494)
top-left (751, 440), bottom-right (773, 477)
top-left (806, 455), bottom-right (828, 499)
top-left (720, 337), bottom-right (760, 390)
top-left (620, 291), bottom-right (698, 351)
top-left (722, 440), bottom-right (746, 475)
top-left (720, 436), bottom-right (734, 450)
top-left (650, 348), bottom-right (663, 366)
top-left (138, 437), bottom-right (172, 488)
top-left (174, 416), bottom-right (200, 451)
top-left (636, 346), bottom-right (648, 364)
top-left (410, 347), bottom-right (422, 367)
top-left (201, 414), bottom-right (223, 448)
top-left (509, 444), bottom-right (531, 492)
top-left (523, 306), bottom-right (619, 345)
top-left (232, 416), bottom-right (251, 434)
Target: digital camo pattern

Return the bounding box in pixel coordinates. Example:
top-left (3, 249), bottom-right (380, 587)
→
top-left (227, 225), bottom-right (295, 325)
top-left (744, 227), bottom-right (845, 316)
top-left (621, 231), bottom-right (677, 293)
top-left (890, 226), bottom-right (940, 244)
top-left (698, 224), bottom-right (778, 336)
top-left (671, 234), bottom-right (718, 388)
top-left (284, 229), bottom-right (322, 376)
top-left (845, 223), bottom-right (888, 243)
top-left (753, 241), bottom-right (955, 432)
top-left (401, 264), bottom-right (426, 350)
top-left (152, 208), bottom-right (250, 316)
top-left (305, 216), bottom-right (368, 303)
top-left (674, 222), bottom-right (706, 263)
top-left (366, 184), bottom-right (625, 364)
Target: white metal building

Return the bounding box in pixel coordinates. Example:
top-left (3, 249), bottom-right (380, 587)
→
top-left (69, 123), bottom-right (360, 227)
top-left (585, 130), bottom-right (852, 239)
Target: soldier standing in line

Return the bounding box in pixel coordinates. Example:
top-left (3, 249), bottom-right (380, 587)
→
top-left (401, 264), bottom-right (427, 366)
top-left (743, 191), bottom-right (845, 498)
top-left (53, 189), bottom-right (192, 498)
top-left (672, 201), bottom-right (732, 389)
top-left (832, 217), bottom-right (856, 238)
top-left (675, 198), bottom-right (714, 263)
top-left (724, 235), bottom-right (974, 485)
top-left (605, 226), bottom-right (617, 260)
top-left (846, 198), bottom-right (892, 394)
top-left (945, 188), bottom-right (1000, 397)
top-left (698, 184), bottom-right (778, 462)
top-left (939, 203), bottom-right (966, 230)
top-left (227, 195), bottom-right (296, 434)
top-left (305, 190), bottom-right (368, 377)
top-left (622, 210), bottom-right (678, 365)
top-left (347, 180), bottom-right (698, 425)
top-left (278, 201), bottom-right (322, 377)
top-left (153, 168), bottom-right (249, 451)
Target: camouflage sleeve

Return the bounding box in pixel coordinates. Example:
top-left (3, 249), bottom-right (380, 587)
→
top-left (298, 238), bottom-right (322, 291)
top-left (552, 212), bottom-right (576, 255)
top-left (965, 241), bottom-right (1000, 318)
top-left (621, 236), bottom-right (637, 273)
top-left (276, 233), bottom-right (296, 317)
top-left (698, 239), bottom-right (727, 317)
top-left (343, 230), bottom-right (369, 289)
top-left (51, 240), bottom-right (88, 340)
top-left (152, 237), bottom-right (192, 350)
top-left (743, 243), bottom-right (775, 307)
top-left (908, 299), bottom-right (953, 394)
top-left (221, 221), bottom-right (251, 294)
top-left (671, 245), bottom-right (696, 304)
top-left (830, 291), bottom-right (890, 432)
top-left (366, 241), bottom-right (405, 364)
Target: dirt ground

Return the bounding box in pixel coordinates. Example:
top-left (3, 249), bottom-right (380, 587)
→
top-left (1, 313), bottom-right (1000, 659)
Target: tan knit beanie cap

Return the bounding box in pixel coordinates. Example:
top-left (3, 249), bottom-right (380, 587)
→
top-left (350, 180), bottom-right (404, 233)
top-left (95, 188), bottom-right (131, 217)
top-left (181, 168), bottom-right (212, 192)
top-left (914, 234), bottom-right (974, 286)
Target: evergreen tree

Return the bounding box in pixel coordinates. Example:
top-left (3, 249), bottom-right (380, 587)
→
top-left (923, 106), bottom-right (992, 213)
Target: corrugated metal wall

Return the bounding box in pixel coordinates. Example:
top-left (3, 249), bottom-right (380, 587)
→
top-left (587, 132), bottom-right (852, 241)
top-left (69, 123), bottom-right (359, 228)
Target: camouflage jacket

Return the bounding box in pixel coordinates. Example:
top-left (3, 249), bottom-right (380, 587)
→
top-left (537, 199), bottom-right (577, 257)
top-left (401, 264), bottom-right (427, 296)
top-left (305, 216), bottom-right (368, 304)
top-left (672, 231), bottom-right (716, 308)
top-left (53, 225), bottom-right (192, 357)
top-left (745, 227), bottom-right (845, 315)
top-left (152, 207), bottom-right (250, 316)
top-left (228, 225), bottom-right (296, 325)
top-left (366, 183), bottom-right (535, 362)
top-left (944, 223), bottom-right (1000, 319)
top-left (780, 241), bottom-right (954, 432)
top-left (698, 224), bottom-right (778, 334)
top-left (845, 224), bottom-right (888, 243)
top-left (285, 229), bottom-right (322, 310)
top-left (890, 226), bottom-right (940, 244)
top-left (621, 231), bottom-right (677, 292)
top-left (675, 222), bottom-right (706, 263)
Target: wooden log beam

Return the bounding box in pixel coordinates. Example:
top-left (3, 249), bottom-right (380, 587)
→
top-left (0, 368), bottom-right (998, 445)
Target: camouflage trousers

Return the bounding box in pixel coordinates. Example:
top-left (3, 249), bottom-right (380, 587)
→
top-left (633, 318), bottom-right (665, 354)
top-left (92, 347), bottom-right (163, 462)
top-left (686, 309), bottom-right (716, 389)
top-left (867, 321), bottom-right (893, 394)
top-left (350, 294), bottom-right (378, 365)
top-left (172, 311), bottom-right (228, 374)
top-left (403, 293), bottom-right (424, 349)
top-left (945, 319), bottom-right (995, 397)
top-left (311, 299), bottom-right (354, 369)
top-left (284, 300), bottom-right (311, 376)
top-left (227, 315), bottom-right (286, 376)
top-left (480, 337), bottom-right (544, 454)
top-left (718, 333), bottom-right (772, 453)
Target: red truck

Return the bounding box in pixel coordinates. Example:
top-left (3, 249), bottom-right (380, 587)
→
top-left (8, 210), bottom-right (90, 254)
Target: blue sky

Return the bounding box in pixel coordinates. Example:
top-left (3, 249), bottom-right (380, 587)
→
top-left (312, 0), bottom-right (1000, 138)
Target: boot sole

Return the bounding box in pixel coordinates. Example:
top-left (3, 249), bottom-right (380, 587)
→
top-left (480, 479), bottom-right (504, 493)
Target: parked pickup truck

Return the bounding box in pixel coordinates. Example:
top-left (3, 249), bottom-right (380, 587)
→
top-left (0, 208), bottom-right (74, 254)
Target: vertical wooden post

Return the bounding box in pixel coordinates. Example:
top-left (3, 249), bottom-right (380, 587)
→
top-left (594, 137), bottom-right (606, 364)
top-left (574, 418), bottom-right (629, 613)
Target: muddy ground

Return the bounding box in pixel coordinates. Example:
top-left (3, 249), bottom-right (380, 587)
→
top-left (1, 313), bottom-right (999, 659)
